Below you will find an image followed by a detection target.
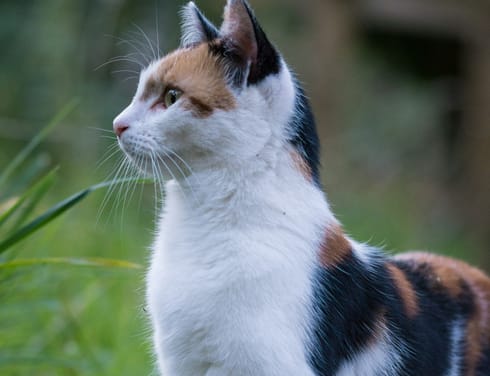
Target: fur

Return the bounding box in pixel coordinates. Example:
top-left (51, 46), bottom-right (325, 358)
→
top-left (113, 1), bottom-right (490, 375)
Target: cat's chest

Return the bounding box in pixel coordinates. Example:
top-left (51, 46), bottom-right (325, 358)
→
top-left (148, 220), bottom-right (249, 304)
top-left (147, 220), bottom-right (302, 318)
top-left (146, 212), bottom-right (317, 349)
top-left (147, 233), bottom-right (294, 372)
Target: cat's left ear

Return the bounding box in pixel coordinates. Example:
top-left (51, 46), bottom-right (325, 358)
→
top-left (180, 2), bottom-right (219, 47)
top-left (219, 0), bottom-right (280, 86)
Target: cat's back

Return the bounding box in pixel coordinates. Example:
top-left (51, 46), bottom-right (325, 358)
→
top-left (308, 245), bottom-right (489, 376)
top-left (392, 252), bottom-right (490, 375)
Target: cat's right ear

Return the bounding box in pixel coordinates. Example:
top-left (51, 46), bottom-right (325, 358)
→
top-left (180, 2), bottom-right (220, 47)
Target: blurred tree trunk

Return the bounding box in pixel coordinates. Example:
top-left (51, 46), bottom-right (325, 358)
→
top-left (462, 35), bottom-right (490, 265)
top-left (352, 0), bottom-right (490, 263)
top-left (294, 0), bottom-right (355, 184)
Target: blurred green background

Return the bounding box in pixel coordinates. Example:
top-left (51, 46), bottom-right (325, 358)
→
top-left (0, 0), bottom-right (489, 375)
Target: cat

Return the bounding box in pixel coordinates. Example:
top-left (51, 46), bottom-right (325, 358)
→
top-left (112, 0), bottom-right (490, 375)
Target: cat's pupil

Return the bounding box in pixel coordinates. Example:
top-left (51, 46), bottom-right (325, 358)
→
top-left (169, 91), bottom-right (176, 104)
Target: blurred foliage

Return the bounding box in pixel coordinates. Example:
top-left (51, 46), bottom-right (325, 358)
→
top-left (0, 103), bottom-right (148, 375)
top-left (0, 0), bottom-right (487, 375)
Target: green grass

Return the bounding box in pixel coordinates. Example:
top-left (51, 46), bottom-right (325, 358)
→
top-left (0, 100), bottom-right (485, 376)
top-left (0, 105), bottom-right (155, 376)
top-left (0, 193), bottom-right (155, 376)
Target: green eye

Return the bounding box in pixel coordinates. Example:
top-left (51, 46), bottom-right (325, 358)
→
top-left (164, 88), bottom-right (182, 108)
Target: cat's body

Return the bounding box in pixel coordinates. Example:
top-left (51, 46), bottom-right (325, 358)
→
top-left (148, 150), bottom-right (329, 376)
top-left (113, 1), bottom-right (490, 375)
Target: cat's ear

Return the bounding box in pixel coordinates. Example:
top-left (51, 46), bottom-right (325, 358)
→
top-left (180, 2), bottom-right (219, 47)
top-left (219, 0), bottom-right (280, 86)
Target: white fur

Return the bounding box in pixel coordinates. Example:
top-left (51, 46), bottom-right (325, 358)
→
top-left (180, 2), bottom-right (213, 48)
top-left (114, 49), bottom-right (396, 375)
top-left (141, 63), bottom-right (332, 375)
top-left (334, 327), bottom-right (402, 376)
top-left (447, 319), bottom-right (464, 376)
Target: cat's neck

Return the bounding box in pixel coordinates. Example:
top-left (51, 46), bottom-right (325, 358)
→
top-left (158, 146), bottom-right (338, 268)
top-left (157, 144), bottom-right (337, 274)
top-left (162, 145), bottom-right (331, 222)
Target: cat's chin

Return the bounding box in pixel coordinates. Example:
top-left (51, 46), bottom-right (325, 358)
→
top-left (124, 151), bottom-right (193, 182)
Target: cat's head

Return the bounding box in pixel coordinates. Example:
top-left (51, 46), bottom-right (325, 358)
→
top-left (113, 0), bottom-right (319, 182)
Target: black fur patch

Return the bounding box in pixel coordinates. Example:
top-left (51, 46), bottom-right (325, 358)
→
top-left (393, 260), bottom-right (476, 376)
top-left (193, 6), bottom-right (219, 42)
top-left (208, 0), bottom-right (280, 87)
top-left (288, 83), bottom-right (321, 186)
top-left (308, 251), bottom-right (478, 375)
top-left (308, 251), bottom-right (390, 374)
top-left (241, 0), bottom-right (280, 85)
top-left (208, 39), bottom-right (248, 88)
top-left (476, 345), bottom-right (490, 376)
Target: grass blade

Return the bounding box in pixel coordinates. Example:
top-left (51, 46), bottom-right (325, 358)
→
top-left (0, 177), bottom-right (151, 254)
top-left (0, 257), bottom-right (142, 269)
top-left (0, 167), bottom-right (58, 229)
top-left (0, 188), bottom-right (90, 254)
top-left (0, 99), bottom-right (78, 191)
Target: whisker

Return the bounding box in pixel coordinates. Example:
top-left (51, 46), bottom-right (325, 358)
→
top-left (155, 2), bottom-right (161, 59)
top-left (120, 159), bottom-right (141, 229)
top-left (115, 37), bottom-right (152, 66)
top-left (111, 69), bottom-right (141, 75)
top-left (106, 158), bottom-right (132, 215)
top-left (136, 156), bottom-right (149, 215)
top-left (108, 158), bottom-right (134, 230)
top-left (98, 135), bottom-right (118, 141)
top-left (94, 53), bottom-right (144, 71)
top-left (131, 23), bottom-right (157, 62)
top-left (122, 76), bottom-right (139, 83)
top-left (96, 155), bottom-right (128, 225)
top-left (113, 35), bottom-right (152, 66)
top-left (158, 150), bottom-right (200, 205)
top-left (105, 34), bottom-right (152, 66)
top-left (150, 153), bottom-right (166, 220)
top-left (125, 155), bottom-right (144, 208)
top-left (160, 146), bottom-right (200, 185)
top-left (149, 154), bottom-right (159, 220)
top-left (95, 143), bottom-right (121, 170)
top-left (150, 151), bottom-right (165, 192)
top-left (151, 153), bottom-right (165, 221)
top-left (152, 152), bottom-right (168, 186)
top-left (154, 159), bottom-right (168, 206)
top-left (153, 152), bottom-right (191, 203)
top-left (89, 126), bottom-right (114, 134)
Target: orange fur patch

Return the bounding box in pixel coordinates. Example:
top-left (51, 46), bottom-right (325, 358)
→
top-left (462, 265), bottom-right (490, 375)
top-left (396, 252), bottom-right (490, 372)
top-left (290, 150), bottom-right (312, 181)
top-left (319, 225), bottom-right (351, 267)
top-left (386, 263), bottom-right (419, 318)
top-left (142, 44), bottom-right (236, 118)
top-left (395, 253), bottom-right (464, 298)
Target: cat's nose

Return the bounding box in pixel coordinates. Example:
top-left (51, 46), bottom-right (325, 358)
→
top-left (113, 121), bottom-right (129, 137)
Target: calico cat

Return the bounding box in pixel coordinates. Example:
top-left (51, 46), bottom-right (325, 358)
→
top-left (112, 1), bottom-right (490, 375)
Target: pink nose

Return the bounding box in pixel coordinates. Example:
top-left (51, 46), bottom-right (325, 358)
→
top-left (113, 121), bottom-right (129, 137)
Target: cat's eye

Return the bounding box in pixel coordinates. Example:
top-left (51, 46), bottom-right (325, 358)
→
top-left (164, 88), bottom-right (182, 108)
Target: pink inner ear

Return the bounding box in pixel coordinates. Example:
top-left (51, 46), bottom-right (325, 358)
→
top-left (221, 0), bottom-right (257, 62)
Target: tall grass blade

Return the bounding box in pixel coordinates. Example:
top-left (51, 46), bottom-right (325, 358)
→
top-left (0, 257), bottom-right (142, 269)
top-left (0, 177), bottom-right (151, 254)
top-left (0, 99), bottom-right (78, 191)
top-left (0, 167), bottom-right (58, 229)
